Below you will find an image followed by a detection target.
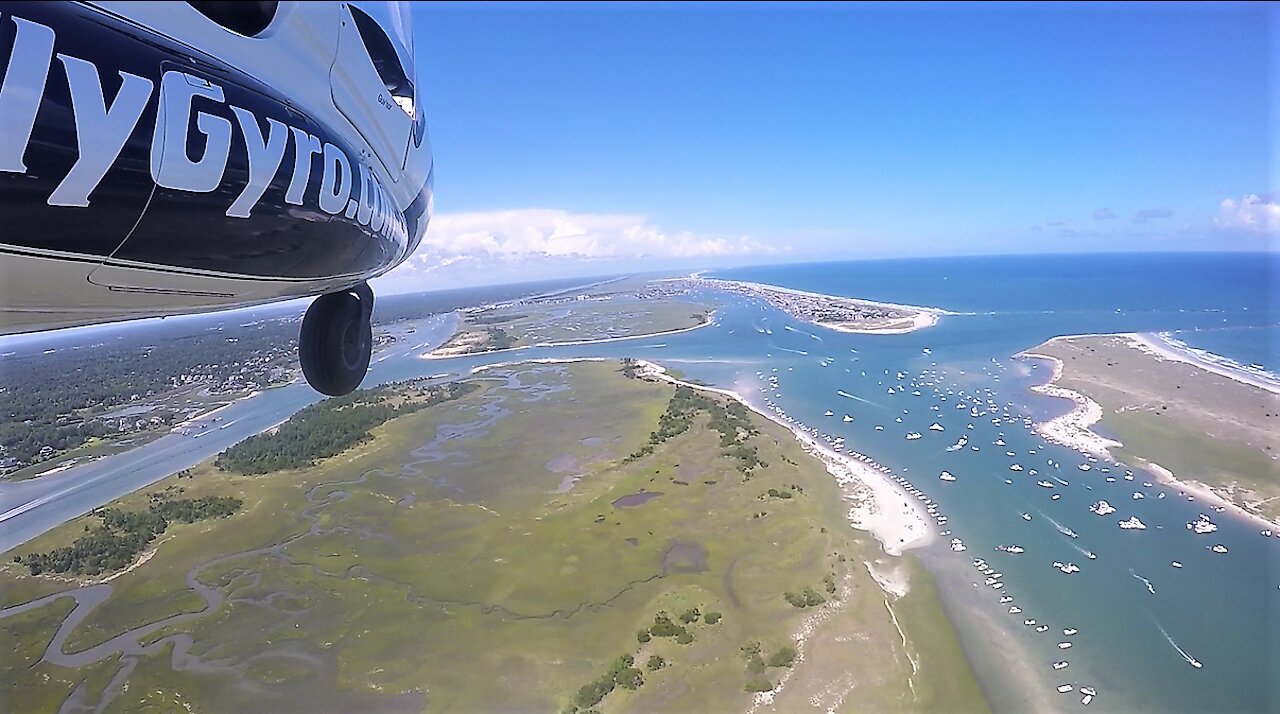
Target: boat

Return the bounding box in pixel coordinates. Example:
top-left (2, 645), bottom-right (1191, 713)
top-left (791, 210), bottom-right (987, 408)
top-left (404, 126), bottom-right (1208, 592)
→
top-left (1037, 480), bottom-right (1055, 488)
top-left (874, 425), bottom-right (884, 431)
top-left (1023, 619), bottom-right (1036, 626)
top-left (1171, 561), bottom-right (1183, 568)
top-left (843, 414), bottom-right (854, 422)
top-left (1082, 694), bottom-right (1094, 706)
top-left (1058, 642), bottom-right (1073, 650)
top-left (1078, 464), bottom-right (1091, 471)
top-left (929, 423), bottom-right (945, 431)
top-left (1064, 628), bottom-right (1078, 636)
top-left (824, 410), bottom-right (834, 417)
top-left (1009, 606), bottom-right (1022, 614)
top-left (1036, 625), bottom-right (1049, 632)
top-left (1052, 661), bottom-right (1069, 670)
top-left (1090, 500), bottom-right (1117, 516)
top-left (1080, 686), bottom-right (1097, 697)
top-left (996, 544), bottom-right (1025, 554)
top-left (1057, 684), bottom-right (1074, 694)
top-left (1021, 513), bottom-right (1033, 521)
top-left (1188, 515), bottom-right (1218, 534)
top-left (999, 596), bottom-right (1014, 604)
top-left (1010, 464), bottom-right (1024, 472)
top-left (1118, 516), bottom-right (1147, 530)
top-left (1210, 544), bottom-right (1228, 554)
top-left (905, 432), bottom-right (922, 440)
top-left (939, 471), bottom-right (957, 481)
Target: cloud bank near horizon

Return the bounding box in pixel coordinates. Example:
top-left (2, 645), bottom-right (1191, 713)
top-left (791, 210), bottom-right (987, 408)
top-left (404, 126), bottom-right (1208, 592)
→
top-left (1215, 194), bottom-right (1278, 235)
top-left (376, 208), bottom-right (782, 290)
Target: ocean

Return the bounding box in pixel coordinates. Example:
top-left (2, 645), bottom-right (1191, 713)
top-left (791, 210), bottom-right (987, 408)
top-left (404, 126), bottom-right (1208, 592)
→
top-left (3, 252), bottom-right (1276, 712)
top-left (414, 252), bottom-right (1277, 712)
top-left (694, 252), bottom-right (1280, 712)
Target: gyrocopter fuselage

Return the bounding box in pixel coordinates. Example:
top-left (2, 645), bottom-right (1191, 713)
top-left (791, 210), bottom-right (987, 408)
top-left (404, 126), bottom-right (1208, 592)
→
top-left (0, 1), bottom-right (433, 395)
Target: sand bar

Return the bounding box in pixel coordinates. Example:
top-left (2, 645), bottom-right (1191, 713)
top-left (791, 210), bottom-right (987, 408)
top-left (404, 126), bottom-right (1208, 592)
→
top-left (678, 277), bottom-right (951, 335)
top-left (1020, 332), bottom-right (1280, 527)
top-left (635, 359), bottom-right (933, 556)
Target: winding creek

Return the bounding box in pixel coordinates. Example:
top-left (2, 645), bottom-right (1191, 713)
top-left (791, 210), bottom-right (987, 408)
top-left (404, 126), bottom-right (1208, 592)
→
top-left (3, 259), bottom-right (1279, 713)
top-left (2, 364), bottom-right (705, 712)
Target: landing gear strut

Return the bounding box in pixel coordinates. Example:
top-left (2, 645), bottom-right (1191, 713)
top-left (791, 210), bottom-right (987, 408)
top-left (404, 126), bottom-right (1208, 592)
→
top-left (299, 282), bottom-right (374, 396)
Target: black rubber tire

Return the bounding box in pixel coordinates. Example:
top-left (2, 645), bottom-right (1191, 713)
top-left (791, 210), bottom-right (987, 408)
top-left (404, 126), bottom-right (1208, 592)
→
top-left (299, 289), bottom-right (372, 396)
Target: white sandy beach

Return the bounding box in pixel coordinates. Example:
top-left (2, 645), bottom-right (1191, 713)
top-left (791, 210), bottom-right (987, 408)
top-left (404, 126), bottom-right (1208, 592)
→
top-left (420, 312), bottom-right (714, 360)
top-left (635, 359), bottom-right (933, 558)
top-left (1018, 345), bottom-right (1122, 456)
top-left (1022, 333), bottom-right (1280, 529)
top-left (1139, 458), bottom-right (1279, 530)
top-left (695, 277), bottom-right (956, 317)
top-left (1121, 332), bottom-right (1280, 396)
top-left (675, 276), bottom-right (952, 335)
top-left (826, 311), bottom-right (940, 335)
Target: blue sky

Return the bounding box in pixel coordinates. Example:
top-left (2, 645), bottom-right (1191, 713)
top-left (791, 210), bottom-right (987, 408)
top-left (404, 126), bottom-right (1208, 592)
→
top-left (371, 1), bottom-right (1276, 290)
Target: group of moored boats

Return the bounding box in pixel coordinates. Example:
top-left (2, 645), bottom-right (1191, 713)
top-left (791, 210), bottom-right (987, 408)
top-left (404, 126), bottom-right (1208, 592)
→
top-left (750, 354), bottom-right (1262, 707)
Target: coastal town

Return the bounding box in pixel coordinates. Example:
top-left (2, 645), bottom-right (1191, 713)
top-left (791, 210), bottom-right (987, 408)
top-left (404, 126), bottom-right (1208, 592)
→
top-left (675, 277), bottom-right (941, 334)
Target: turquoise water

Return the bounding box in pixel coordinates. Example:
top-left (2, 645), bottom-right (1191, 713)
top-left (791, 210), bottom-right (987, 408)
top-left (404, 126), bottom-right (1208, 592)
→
top-left (686, 254), bottom-right (1278, 712)
top-left (404, 254), bottom-right (1278, 711)
top-left (4, 253), bottom-right (1276, 712)
top-left (398, 255), bottom-right (1276, 711)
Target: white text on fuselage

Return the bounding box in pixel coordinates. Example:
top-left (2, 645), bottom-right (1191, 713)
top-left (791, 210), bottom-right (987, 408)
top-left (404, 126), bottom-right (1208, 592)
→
top-left (0, 13), bottom-right (407, 246)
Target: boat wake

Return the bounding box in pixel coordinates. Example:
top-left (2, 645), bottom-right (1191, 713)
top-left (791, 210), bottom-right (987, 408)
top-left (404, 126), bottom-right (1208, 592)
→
top-left (1129, 569), bottom-right (1156, 594)
top-left (1154, 618), bottom-right (1203, 669)
top-left (783, 324), bottom-right (824, 342)
top-left (1066, 541), bottom-right (1096, 560)
top-left (836, 389), bottom-right (880, 407)
top-left (1037, 510), bottom-right (1079, 539)
top-left (776, 347), bottom-right (809, 356)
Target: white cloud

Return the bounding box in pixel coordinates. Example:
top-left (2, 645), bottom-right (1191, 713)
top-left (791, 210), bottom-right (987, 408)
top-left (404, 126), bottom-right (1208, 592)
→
top-left (379, 208), bottom-right (780, 288)
top-left (1214, 194), bottom-right (1279, 234)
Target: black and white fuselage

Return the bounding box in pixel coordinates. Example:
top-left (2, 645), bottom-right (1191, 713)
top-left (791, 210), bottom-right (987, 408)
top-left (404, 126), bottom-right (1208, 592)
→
top-left (0, 1), bottom-right (432, 334)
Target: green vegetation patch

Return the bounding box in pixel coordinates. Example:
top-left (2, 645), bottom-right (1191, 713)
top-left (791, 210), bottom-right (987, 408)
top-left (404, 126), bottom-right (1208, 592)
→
top-left (0, 361), bottom-right (987, 713)
top-left (215, 381), bottom-right (476, 474)
top-left (18, 496), bottom-right (241, 576)
top-left (622, 381), bottom-right (761, 478)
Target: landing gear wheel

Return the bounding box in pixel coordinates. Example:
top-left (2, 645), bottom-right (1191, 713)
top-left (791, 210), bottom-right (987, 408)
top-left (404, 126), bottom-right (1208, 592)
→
top-left (299, 283), bottom-right (374, 396)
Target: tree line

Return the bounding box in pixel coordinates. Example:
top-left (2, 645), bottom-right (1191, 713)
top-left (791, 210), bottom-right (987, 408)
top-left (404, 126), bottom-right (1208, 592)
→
top-left (17, 496), bottom-right (242, 576)
top-left (215, 382), bottom-right (476, 474)
top-left (622, 383), bottom-right (762, 477)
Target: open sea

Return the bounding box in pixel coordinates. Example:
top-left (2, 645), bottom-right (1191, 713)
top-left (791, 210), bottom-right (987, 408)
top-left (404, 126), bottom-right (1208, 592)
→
top-left (695, 253), bottom-right (1280, 712)
top-left (2, 252), bottom-right (1276, 712)
top-left (392, 252), bottom-right (1278, 712)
